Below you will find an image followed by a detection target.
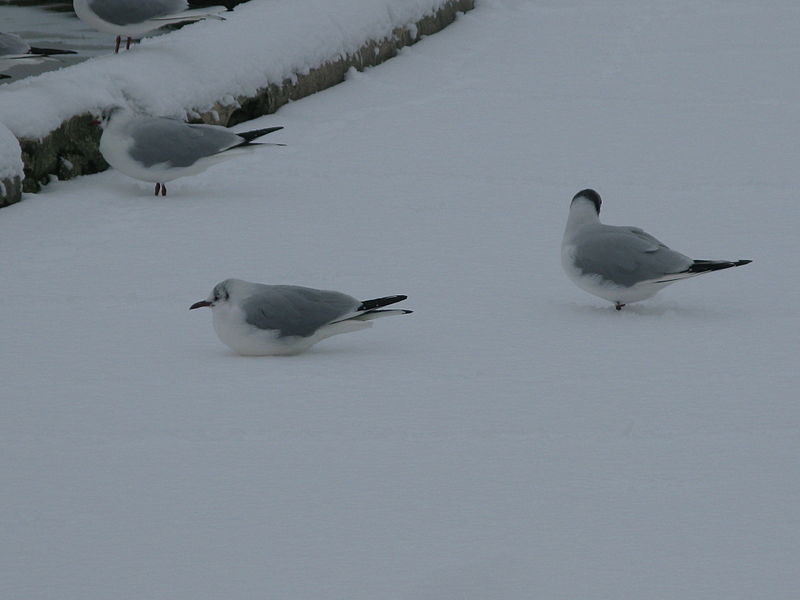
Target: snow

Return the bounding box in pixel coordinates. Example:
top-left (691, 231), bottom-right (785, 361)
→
top-left (1, 1), bottom-right (799, 599)
top-left (0, 0), bottom-right (453, 139)
top-left (0, 120), bottom-right (23, 180)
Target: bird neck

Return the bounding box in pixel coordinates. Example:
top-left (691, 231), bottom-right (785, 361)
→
top-left (563, 199), bottom-right (600, 240)
top-left (567, 199), bottom-right (600, 226)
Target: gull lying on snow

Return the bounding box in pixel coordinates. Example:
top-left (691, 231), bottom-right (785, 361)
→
top-left (0, 32), bottom-right (76, 78)
top-left (97, 108), bottom-right (284, 196)
top-left (73, 0), bottom-right (226, 53)
top-left (561, 189), bottom-right (751, 310)
top-left (190, 279), bottom-right (412, 356)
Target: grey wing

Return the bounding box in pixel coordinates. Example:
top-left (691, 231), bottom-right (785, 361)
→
top-left (573, 225), bottom-right (692, 287)
top-left (241, 286), bottom-right (361, 338)
top-left (88, 0), bottom-right (187, 25)
top-left (0, 33), bottom-right (30, 56)
top-left (126, 117), bottom-right (242, 168)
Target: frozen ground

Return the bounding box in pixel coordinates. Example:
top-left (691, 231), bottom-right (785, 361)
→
top-left (1, 1), bottom-right (799, 599)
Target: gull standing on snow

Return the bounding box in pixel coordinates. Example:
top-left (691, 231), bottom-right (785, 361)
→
top-left (561, 189), bottom-right (751, 310)
top-left (97, 108), bottom-right (284, 196)
top-left (73, 0), bottom-right (226, 53)
top-left (0, 32), bottom-right (76, 78)
top-left (189, 279), bottom-right (413, 355)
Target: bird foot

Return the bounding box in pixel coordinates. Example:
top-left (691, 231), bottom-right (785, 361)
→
top-left (615, 302), bottom-right (625, 311)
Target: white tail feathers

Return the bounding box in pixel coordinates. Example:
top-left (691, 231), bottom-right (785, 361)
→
top-left (151, 8), bottom-right (227, 23)
top-left (349, 309), bottom-right (413, 322)
top-left (331, 308), bottom-right (412, 325)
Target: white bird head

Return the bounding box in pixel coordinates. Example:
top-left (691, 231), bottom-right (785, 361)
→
top-left (571, 189), bottom-right (602, 215)
top-left (90, 105), bottom-right (129, 129)
top-left (189, 279), bottom-right (235, 310)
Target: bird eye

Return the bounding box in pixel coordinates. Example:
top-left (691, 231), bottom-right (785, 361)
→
top-left (212, 286), bottom-right (228, 302)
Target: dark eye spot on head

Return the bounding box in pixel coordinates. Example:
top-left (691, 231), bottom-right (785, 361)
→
top-left (213, 284), bottom-right (229, 302)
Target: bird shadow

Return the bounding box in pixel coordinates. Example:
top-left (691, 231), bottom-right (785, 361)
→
top-left (202, 342), bottom-right (384, 360)
top-left (558, 299), bottom-right (735, 320)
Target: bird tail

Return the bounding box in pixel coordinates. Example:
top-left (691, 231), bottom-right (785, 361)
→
top-left (330, 295), bottom-right (412, 325)
top-left (218, 127), bottom-right (285, 156)
top-left (652, 259), bottom-right (752, 284)
top-left (347, 309), bottom-right (414, 322)
top-left (150, 8), bottom-right (227, 23)
top-left (29, 47), bottom-right (77, 56)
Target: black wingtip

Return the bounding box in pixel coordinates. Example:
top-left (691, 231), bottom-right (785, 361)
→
top-left (688, 259), bottom-right (752, 274)
top-left (29, 47), bottom-right (77, 56)
top-left (358, 295), bottom-right (408, 311)
top-left (237, 126), bottom-right (284, 143)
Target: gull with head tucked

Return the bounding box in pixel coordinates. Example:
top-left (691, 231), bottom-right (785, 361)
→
top-left (0, 32), bottom-right (76, 78)
top-left (561, 189), bottom-right (751, 310)
top-left (97, 107), bottom-right (284, 196)
top-left (190, 279), bottom-right (413, 355)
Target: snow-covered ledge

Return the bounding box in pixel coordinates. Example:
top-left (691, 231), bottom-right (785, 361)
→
top-left (0, 0), bottom-right (473, 205)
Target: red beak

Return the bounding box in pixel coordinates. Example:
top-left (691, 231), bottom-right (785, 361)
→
top-left (189, 300), bottom-right (212, 310)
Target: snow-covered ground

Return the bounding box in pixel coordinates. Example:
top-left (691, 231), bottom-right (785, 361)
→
top-left (2, 1), bottom-right (799, 599)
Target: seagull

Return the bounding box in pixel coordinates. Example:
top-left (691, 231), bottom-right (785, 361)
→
top-left (0, 32), bottom-right (76, 78)
top-left (189, 279), bottom-right (413, 355)
top-left (73, 0), bottom-right (226, 53)
top-left (97, 108), bottom-right (284, 196)
top-left (561, 189), bottom-right (752, 310)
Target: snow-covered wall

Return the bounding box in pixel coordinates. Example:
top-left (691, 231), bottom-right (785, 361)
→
top-left (0, 121), bottom-right (23, 207)
top-left (0, 121), bottom-right (22, 180)
top-left (0, 0), bottom-right (473, 205)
